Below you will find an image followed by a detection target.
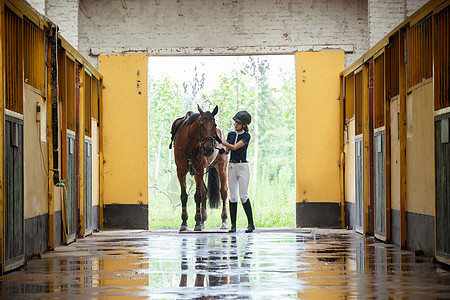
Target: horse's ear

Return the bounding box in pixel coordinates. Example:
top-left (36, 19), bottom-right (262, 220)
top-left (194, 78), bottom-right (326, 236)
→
top-left (212, 105), bottom-right (218, 116)
top-left (198, 105), bottom-right (204, 116)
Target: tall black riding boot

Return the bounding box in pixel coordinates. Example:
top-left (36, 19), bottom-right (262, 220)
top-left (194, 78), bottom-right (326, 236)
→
top-left (242, 199), bottom-right (255, 233)
top-left (229, 202), bottom-right (237, 233)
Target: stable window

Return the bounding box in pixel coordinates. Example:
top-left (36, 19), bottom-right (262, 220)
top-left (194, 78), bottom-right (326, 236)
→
top-left (374, 53), bottom-right (385, 128)
top-left (434, 5), bottom-right (449, 110)
top-left (23, 17), bottom-right (45, 92)
top-left (408, 15), bottom-right (432, 87)
top-left (386, 34), bottom-right (399, 98)
top-left (92, 78), bottom-right (99, 121)
top-left (345, 73), bottom-right (355, 121)
top-left (355, 70), bottom-right (363, 135)
top-left (5, 6), bottom-right (23, 114)
top-left (66, 58), bottom-right (76, 132)
top-left (57, 49), bottom-right (66, 106)
top-left (84, 72), bottom-right (92, 137)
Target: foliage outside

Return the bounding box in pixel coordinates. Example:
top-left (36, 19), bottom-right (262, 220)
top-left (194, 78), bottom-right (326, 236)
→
top-left (148, 56), bottom-right (296, 229)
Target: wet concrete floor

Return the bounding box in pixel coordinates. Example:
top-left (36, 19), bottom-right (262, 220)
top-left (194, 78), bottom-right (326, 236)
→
top-left (1, 228), bottom-right (449, 299)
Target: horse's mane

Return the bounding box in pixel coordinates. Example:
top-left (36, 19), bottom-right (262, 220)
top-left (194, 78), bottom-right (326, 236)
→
top-left (186, 110), bottom-right (215, 126)
top-left (186, 113), bottom-right (200, 125)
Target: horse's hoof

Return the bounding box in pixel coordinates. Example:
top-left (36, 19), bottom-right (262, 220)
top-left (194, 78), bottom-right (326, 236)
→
top-left (220, 222), bottom-right (228, 230)
top-left (179, 225), bottom-right (188, 232)
top-left (194, 224), bottom-right (203, 231)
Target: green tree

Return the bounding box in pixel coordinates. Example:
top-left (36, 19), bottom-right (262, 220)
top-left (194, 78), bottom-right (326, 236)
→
top-left (148, 77), bottom-right (182, 194)
top-left (241, 57), bottom-right (270, 194)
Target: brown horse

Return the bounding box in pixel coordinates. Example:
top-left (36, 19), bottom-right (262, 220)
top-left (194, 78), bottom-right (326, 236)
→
top-left (172, 105), bottom-right (228, 231)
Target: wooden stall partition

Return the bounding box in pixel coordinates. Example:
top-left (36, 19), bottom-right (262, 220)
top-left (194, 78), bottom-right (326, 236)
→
top-left (0, 0), bottom-right (5, 274)
top-left (98, 78), bottom-right (104, 230)
top-left (386, 32), bottom-right (401, 246)
top-left (65, 55), bottom-right (76, 243)
top-left (91, 78), bottom-right (100, 230)
top-left (3, 3), bottom-right (24, 272)
top-left (46, 28), bottom-right (55, 250)
top-left (343, 72), bottom-right (356, 228)
top-left (57, 47), bottom-right (70, 244)
top-left (373, 51), bottom-right (389, 241)
top-left (340, 75), bottom-right (345, 228)
top-left (364, 61), bottom-right (374, 235)
top-left (383, 52), bottom-right (391, 244)
top-left (399, 27), bottom-right (407, 248)
top-left (434, 3), bottom-right (450, 264)
top-left (77, 65), bottom-right (86, 236)
top-left (83, 71), bottom-right (92, 235)
top-left (354, 68), bottom-right (364, 233)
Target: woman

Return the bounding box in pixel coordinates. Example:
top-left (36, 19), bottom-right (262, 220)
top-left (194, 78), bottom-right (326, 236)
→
top-left (216, 111), bottom-right (254, 233)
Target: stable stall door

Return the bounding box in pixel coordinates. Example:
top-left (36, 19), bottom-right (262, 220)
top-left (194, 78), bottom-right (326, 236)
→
top-left (4, 116), bottom-right (24, 272)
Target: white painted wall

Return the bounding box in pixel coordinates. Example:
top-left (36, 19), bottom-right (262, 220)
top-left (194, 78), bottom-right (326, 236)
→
top-left (406, 0), bottom-right (429, 17)
top-left (28, 0), bottom-right (45, 14)
top-left (77, 0), bottom-right (368, 67)
top-left (46, 0), bottom-right (79, 49)
top-left (39, 0), bottom-right (428, 68)
top-left (368, 0), bottom-right (429, 48)
top-left (368, 0), bottom-right (404, 48)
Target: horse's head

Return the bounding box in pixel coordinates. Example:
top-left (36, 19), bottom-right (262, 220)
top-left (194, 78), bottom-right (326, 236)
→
top-left (198, 105), bottom-right (218, 157)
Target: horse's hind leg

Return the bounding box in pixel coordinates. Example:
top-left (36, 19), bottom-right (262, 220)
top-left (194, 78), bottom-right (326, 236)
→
top-left (178, 171), bottom-right (188, 231)
top-left (194, 186), bottom-right (203, 231)
top-left (219, 168), bottom-right (228, 229)
top-left (201, 182), bottom-right (207, 227)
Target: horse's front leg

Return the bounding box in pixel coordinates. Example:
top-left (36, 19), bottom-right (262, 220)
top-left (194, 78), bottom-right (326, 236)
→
top-left (219, 166), bottom-right (228, 229)
top-left (194, 173), bottom-right (205, 231)
top-left (178, 170), bottom-right (188, 232)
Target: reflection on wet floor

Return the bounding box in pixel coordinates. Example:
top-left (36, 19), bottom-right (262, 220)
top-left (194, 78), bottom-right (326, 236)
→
top-left (0, 228), bottom-right (449, 299)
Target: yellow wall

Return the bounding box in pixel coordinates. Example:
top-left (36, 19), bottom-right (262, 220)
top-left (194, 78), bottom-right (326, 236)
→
top-left (295, 51), bottom-right (344, 204)
top-left (390, 96), bottom-right (400, 211)
top-left (345, 119), bottom-right (356, 204)
top-left (98, 54), bottom-right (148, 206)
top-left (23, 85), bottom-right (48, 218)
top-left (406, 80), bottom-right (435, 216)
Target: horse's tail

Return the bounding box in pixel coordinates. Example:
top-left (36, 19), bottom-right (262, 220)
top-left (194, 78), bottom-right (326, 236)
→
top-left (207, 166), bottom-right (220, 209)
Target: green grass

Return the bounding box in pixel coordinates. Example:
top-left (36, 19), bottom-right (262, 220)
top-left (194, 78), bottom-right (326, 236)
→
top-left (149, 180), bottom-right (296, 229)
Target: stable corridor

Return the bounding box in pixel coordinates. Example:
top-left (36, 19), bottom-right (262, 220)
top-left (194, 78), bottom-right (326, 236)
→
top-left (0, 229), bottom-right (449, 299)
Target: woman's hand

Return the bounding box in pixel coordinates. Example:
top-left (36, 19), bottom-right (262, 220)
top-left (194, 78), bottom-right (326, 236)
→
top-left (214, 133), bottom-right (222, 144)
top-left (222, 140), bottom-right (245, 151)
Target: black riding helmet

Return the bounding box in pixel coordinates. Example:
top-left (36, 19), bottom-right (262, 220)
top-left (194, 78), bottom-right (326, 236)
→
top-left (233, 111), bottom-right (252, 125)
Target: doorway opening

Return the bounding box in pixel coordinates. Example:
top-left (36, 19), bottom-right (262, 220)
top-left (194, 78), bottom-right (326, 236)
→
top-left (148, 55), bottom-right (295, 229)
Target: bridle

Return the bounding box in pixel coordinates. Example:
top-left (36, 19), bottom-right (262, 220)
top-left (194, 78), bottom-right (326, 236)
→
top-left (198, 121), bottom-right (217, 154)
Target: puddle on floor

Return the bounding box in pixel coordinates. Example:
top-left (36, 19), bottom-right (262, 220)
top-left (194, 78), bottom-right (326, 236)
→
top-left (0, 229), bottom-right (449, 299)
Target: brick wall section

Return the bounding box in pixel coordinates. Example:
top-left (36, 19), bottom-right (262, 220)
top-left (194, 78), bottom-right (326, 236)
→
top-left (37, 0), bottom-right (427, 68)
top-left (46, 0), bottom-right (79, 49)
top-left (368, 0), bottom-right (405, 48)
top-left (78, 0), bottom-right (368, 68)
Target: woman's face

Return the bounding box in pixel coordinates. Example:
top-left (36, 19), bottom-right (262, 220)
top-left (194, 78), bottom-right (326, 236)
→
top-left (234, 121), bottom-right (243, 131)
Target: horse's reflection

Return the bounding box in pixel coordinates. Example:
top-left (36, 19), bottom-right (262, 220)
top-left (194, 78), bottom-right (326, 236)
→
top-left (179, 236), bottom-right (253, 287)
